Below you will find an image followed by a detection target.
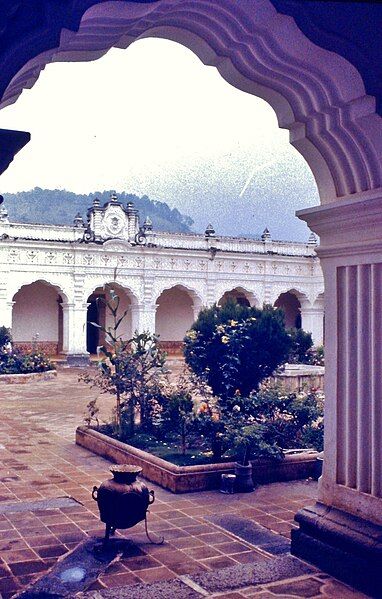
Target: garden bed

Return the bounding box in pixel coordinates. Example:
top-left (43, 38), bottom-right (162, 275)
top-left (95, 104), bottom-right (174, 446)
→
top-left (0, 369), bottom-right (57, 384)
top-left (76, 426), bottom-right (319, 493)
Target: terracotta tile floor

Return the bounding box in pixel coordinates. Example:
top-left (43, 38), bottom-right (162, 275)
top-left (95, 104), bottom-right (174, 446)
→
top-left (0, 369), bottom-right (367, 598)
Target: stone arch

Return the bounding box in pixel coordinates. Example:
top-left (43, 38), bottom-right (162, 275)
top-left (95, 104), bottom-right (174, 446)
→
top-left (82, 277), bottom-right (141, 305)
top-left (8, 276), bottom-right (70, 305)
top-left (155, 284), bottom-right (202, 352)
top-left (273, 288), bottom-right (309, 330)
top-left (11, 279), bottom-right (69, 355)
top-left (217, 286), bottom-right (259, 308)
top-left (153, 282), bottom-right (203, 308)
top-left (2, 0), bottom-right (382, 202)
top-left (85, 281), bottom-right (138, 353)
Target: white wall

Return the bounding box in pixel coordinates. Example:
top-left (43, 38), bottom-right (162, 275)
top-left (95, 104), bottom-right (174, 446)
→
top-left (156, 287), bottom-right (194, 341)
top-left (12, 281), bottom-right (59, 341)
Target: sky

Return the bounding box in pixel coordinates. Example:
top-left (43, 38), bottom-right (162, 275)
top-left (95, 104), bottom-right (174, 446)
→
top-left (0, 38), bottom-right (320, 240)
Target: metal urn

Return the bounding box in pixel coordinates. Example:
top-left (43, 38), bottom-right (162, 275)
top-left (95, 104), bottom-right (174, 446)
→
top-left (92, 464), bottom-right (162, 547)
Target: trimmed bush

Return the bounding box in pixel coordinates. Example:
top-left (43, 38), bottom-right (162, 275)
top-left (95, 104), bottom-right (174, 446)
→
top-left (184, 301), bottom-right (292, 398)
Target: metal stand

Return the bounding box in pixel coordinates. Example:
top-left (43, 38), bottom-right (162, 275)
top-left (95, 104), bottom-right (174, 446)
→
top-left (144, 515), bottom-right (164, 545)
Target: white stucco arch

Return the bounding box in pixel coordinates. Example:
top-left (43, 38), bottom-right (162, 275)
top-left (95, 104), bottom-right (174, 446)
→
top-left (3, 0), bottom-right (382, 203)
top-left (269, 285), bottom-right (310, 308)
top-left (217, 286), bottom-right (260, 308)
top-left (152, 281), bottom-right (204, 307)
top-left (8, 276), bottom-right (70, 304)
top-left (2, 0), bottom-right (382, 575)
top-left (155, 283), bottom-right (203, 345)
top-left (11, 279), bottom-right (69, 352)
top-left (82, 278), bottom-right (141, 306)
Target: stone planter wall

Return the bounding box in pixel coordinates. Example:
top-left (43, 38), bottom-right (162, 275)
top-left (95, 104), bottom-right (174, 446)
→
top-left (76, 426), bottom-right (319, 493)
top-left (273, 363), bottom-right (324, 391)
top-left (0, 370), bottom-right (57, 384)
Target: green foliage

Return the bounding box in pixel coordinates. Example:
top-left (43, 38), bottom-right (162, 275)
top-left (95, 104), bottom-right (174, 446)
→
top-left (184, 300), bottom-right (292, 398)
top-left (0, 326), bottom-right (12, 348)
top-left (3, 188), bottom-right (194, 233)
top-left (306, 345), bottom-right (325, 366)
top-left (81, 284), bottom-right (168, 437)
top-left (192, 383), bottom-right (324, 463)
top-left (288, 328), bottom-right (313, 363)
top-left (231, 423), bottom-right (283, 466)
top-left (0, 348), bottom-right (54, 374)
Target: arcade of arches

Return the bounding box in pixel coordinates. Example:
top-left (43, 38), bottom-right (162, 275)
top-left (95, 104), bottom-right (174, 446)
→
top-left (1, 0), bottom-right (382, 591)
top-left (8, 280), bottom-right (322, 356)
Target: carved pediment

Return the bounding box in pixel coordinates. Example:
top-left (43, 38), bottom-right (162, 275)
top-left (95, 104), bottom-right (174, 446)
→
top-left (103, 239), bottom-right (131, 252)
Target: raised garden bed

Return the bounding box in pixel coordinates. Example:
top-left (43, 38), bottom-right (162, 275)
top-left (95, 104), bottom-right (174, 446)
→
top-left (76, 426), bottom-right (319, 493)
top-left (0, 369), bottom-right (57, 384)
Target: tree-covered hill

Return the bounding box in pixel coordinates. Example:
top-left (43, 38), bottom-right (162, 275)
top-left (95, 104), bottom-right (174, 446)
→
top-left (2, 188), bottom-right (194, 234)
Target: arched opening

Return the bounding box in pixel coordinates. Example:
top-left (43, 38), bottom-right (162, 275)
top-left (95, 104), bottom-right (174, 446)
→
top-left (155, 286), bottom-right (198, 353)
top-left (218, 287), bottom-right (257, 308)
top-left (12, 280), bottom-right (65, 356)
top-left (1, 1), bottom-right (382, 588)
top-left (274, 291), bottom-right (301, 329)
top-left (86, 283), bottom-right (134, 354)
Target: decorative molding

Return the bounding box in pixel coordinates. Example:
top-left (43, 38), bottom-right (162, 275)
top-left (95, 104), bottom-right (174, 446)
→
top-left (1, 0), bottom-right (381, 201)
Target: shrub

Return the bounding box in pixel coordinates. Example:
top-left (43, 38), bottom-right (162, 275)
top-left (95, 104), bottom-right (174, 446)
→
top-left (0, 326), bottom-right (12, 349)
top-left (248, 383), bottom-right (324, 451)
top-left (0, 348), bottom-right (54, 374)
top-left (288, 328), bottom-right (313, 363)
top-left (184, 301), bottom-right (292, 399)
top-left (193, 383), bottom-right (324, 461)
top-left (81, 285), bottom-right (168, 437)
top-left (306, 345), bottom-right (325, 366)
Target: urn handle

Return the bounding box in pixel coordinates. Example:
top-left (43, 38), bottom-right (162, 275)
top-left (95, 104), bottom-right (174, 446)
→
top-left (149, 490), bottom-right (155, 505)
top-left (92, 486), bottom-right (98, 501)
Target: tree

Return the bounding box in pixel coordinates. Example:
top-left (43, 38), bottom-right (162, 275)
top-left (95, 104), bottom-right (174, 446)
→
top-left (81, 285), bottom-right (167, 437)
top-left (184, 300), bottom-right (292, 399)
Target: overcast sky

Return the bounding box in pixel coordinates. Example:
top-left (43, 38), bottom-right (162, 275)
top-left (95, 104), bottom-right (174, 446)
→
top-left (0, 38), bottom-right (320, 240)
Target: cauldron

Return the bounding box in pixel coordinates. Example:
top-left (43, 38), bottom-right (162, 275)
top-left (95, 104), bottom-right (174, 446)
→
top-left (92, 464), bottom-right (160, 546)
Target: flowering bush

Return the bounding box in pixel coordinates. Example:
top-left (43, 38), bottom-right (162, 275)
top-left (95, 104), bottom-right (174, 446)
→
top-left (306, 345), bottom-right (325, 366)
top-left (0, 326), bottom-right (12, 349)
top-left (192, 383), bottom-right (324, 462)
top-left (184, 301), bottom-right (292, 399)
top-left (0, 347), bottom-right (54, 374)
top-left (287, 328), bottom-right (313, 363)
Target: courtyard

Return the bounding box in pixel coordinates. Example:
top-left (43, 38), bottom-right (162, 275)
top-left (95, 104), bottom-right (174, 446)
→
top-left (0, 369), bottom-right (364, 598)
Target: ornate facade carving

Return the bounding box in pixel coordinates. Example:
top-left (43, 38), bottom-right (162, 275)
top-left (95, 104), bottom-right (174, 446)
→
top-left (0, 195), bottom-right (324, 352)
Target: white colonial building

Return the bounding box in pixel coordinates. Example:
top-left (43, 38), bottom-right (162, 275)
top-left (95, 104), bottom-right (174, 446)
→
top-left (0, 193), bottom-right (324, 364)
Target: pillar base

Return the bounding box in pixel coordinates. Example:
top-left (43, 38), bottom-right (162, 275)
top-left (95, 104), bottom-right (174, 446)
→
top-left (65, 353), bottom-right (90, 367)
top-left (291, 502), bottom-right (382, 598)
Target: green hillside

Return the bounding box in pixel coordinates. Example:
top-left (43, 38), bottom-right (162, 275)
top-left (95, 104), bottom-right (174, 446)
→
top-left (3, 188), bottom-right (194, 234)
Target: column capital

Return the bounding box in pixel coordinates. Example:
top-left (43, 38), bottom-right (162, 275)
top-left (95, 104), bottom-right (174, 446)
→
top-left (297, 191), bottom-right (382, 257)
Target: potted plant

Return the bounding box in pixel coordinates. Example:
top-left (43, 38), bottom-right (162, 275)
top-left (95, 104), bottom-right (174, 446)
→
top-left (233, 423), bottom-right (283, 492)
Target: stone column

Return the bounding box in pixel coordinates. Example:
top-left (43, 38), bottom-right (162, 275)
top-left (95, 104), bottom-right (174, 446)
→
top-left (130, 303), bottom-right (144, 335)
top-left (0, 300), bottom-right (14, 330)
top-left (61, 302), bottom-right (89, 366)
top-left (300, 297), bottom-right (324, 346)
top-left (291, 194), bottom-right (382, 595)
top-left (133, 303), bottom-right (157, 334)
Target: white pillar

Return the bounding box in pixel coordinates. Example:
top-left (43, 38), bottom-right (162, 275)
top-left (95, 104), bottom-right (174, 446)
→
top-left (192, 299), bottom-right (203, 322)
top-left (132, 303), bottom-right (157, 335)
top-left (61, 302), bottom-right (89, 365)
top-left (291, 194), bottom-right (382, 593)
top-left (297, 194), bottom-right (382, 524)
top-left (300, 296), bottom-right (324, 346)
top-left (0, 300), bottom-right (14, 330)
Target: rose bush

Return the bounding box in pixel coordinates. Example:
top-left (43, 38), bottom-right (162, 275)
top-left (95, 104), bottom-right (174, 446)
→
top-left (184, 300), bottom-right (292, 398)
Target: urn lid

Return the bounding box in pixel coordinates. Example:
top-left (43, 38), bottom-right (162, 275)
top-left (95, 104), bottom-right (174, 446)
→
top-left (110, 464), bottom-right (142, 484)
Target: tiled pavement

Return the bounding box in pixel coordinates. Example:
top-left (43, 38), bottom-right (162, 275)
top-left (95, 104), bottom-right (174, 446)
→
top-left (0, 369), bottom-right (367, 598)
